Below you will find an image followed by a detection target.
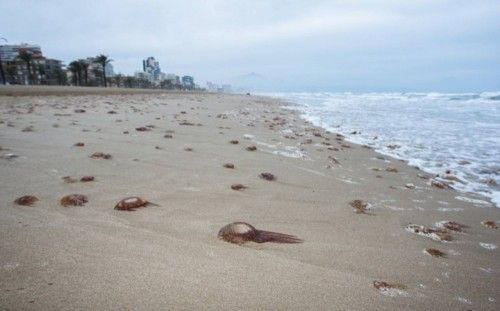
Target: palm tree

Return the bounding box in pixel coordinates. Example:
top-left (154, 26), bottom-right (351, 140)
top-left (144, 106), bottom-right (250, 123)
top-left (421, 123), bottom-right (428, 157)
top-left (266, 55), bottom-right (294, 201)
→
top-left (68, 61), bottom-right (82, 86)
top-left (17, 49), bottom-right (34, 85)
top-left (113, 73), bottom-right (123, 88)
top-left (78, 59), bottom-right (89, 86)
top-left (124, 76), bottom-right (135, 88)
top-left (93, 54), bottom-right (112, 87)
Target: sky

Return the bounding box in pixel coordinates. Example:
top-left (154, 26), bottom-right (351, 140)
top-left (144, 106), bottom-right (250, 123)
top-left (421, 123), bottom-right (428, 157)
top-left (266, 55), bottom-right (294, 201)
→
top-left (1, 0), bottom-right (499, 92)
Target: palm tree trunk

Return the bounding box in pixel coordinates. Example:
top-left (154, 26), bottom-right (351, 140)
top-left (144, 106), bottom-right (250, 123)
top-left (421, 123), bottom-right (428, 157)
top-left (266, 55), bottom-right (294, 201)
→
top-left (0, 56), bottom-right (6, 85)
top-left (101, 64), bottom-right (106, 87)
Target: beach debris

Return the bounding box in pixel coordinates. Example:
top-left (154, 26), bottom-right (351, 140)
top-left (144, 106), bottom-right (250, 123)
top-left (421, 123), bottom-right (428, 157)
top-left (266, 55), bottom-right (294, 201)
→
top-left (386, 167), bottom-right (398, 173)
top-left (246, 145), bottom-right (257, 151)
top-left (405, 183), bottom-right (415, 189)
top-left (114, 196), bottom-right (158, 211)
top-left (74, 142), bottom-right (85, 147)
top-left (373, 281), bottom-right (408, 297)
top-left (387, 144), bottom-right (400, 150)
top-left (80, 176), bottom-right (95, 182)
top-left (349, 200), bottom-right (372, 214)
top-left (22, 126), bottom-right (34, 132)
top-left (123, 131), bottom-right (129, 134)
top-left (405, 224), bottom-right (451, 242)
top-left (60, 194), bottom-right (88, 207)
top-left (74, 109), bottom-right (86, 113)
top-left (229, 140), bottom-right (239, 144)
top-left (259, 172), bottom-right (276, 181)
top-left (107, 110), bottom-right (117, 114)
top-left (481, 221), bottom-right (498, 229)
top-left (90, 152), bottom-right (112, 159)
top-left (184, 147), bottom-right (193, 152)
top-left (435, 221), bottom-right (467, 232)
top-left (62, 176), bottom-right (78, 183)
top-left (231, 184), bottom-right (247, 191)
top-left (135, 127), bottom-right (151, 131)
top-left (223, 163), bottom-right (235, 169)
top-left (179, 120), bottom-right (195, 126)
top-left (164, 134), bottom-right (173, 139)
top-left (430, 179), bottom-right (450, 189)
top-left (328, 156), bottom-right (340, 165)
top-left (218, 222), bottom-right (303, 245)
top-left (425, 248), bottom-right (446, 258)
top-left (14, 195), bottom-right (39, 206)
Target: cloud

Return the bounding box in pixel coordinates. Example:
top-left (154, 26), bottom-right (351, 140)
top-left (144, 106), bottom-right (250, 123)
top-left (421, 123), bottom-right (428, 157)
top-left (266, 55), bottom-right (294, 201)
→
top-left (1, 0), bottom-right (499, 91)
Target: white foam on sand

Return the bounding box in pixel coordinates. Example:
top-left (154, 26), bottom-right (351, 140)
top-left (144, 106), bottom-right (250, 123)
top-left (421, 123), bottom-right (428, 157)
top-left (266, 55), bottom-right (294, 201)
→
top-left (479, 243), bottom-right (497, 250)
top-left (455, 196), bottom-right (493, 207)
top-left (455, 296), bottom-right (472, 305)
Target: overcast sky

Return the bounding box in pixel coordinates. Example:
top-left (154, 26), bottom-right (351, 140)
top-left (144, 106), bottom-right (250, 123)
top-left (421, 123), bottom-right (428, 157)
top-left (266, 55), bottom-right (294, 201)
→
top-left (1, 0), bottom-right (499, 92)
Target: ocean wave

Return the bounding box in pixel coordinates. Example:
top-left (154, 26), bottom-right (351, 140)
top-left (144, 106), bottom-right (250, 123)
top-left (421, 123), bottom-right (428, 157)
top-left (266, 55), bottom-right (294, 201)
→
top-left (268, 92), bottom-right (500, 207)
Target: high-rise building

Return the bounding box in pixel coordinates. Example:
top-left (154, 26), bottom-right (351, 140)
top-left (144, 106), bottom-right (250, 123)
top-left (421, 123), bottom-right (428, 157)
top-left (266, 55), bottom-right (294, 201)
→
top-left (182, 75), bottom-right (194, 89)
top-left (142, 56), bottom-right (161, 82)
top-left (0, 44), bottom-right (43, 61)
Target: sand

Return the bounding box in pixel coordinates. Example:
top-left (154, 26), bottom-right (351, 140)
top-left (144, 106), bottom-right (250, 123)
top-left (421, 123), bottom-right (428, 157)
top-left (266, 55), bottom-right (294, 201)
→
top-left (0, 85), bottom-right (498, 310)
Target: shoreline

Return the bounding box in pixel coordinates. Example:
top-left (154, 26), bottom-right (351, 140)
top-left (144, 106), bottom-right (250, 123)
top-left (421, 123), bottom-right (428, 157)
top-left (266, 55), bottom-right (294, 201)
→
top-left (0, 89), bottom-right (498, 309)
top-left (270, 93), bottom-right (499, 209)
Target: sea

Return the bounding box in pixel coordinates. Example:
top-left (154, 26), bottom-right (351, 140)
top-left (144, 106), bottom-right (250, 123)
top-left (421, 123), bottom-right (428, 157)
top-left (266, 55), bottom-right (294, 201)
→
top-left (268, 92), bottom-right (500, 207)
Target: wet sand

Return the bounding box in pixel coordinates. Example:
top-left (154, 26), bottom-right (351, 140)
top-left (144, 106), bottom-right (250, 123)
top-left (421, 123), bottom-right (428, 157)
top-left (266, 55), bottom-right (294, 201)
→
top-left (0, 86), bottom-right (498, 310)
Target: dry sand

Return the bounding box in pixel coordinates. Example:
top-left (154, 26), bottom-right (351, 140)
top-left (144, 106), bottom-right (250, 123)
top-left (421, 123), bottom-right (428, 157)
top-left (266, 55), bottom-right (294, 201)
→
top-left (0, 86), bottom-right (498, 310)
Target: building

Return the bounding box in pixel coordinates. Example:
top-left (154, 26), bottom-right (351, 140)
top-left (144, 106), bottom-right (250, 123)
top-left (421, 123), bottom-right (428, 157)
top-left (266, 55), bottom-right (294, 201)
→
top-left (0, 44), bottom-right (43, 61)
top-left (105, 63), bottom-right (114, 77)
top-left (0, 43), bottom-right (65, 85)
top-left (142, 56), bottom-right (161, 82)
top-left (181, 75), bottom-right (194, 89)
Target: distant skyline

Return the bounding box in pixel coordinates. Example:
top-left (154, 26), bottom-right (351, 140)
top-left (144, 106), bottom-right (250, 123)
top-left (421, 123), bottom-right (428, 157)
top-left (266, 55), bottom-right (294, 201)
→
top-left (1, 0), bottom-right (499, 92)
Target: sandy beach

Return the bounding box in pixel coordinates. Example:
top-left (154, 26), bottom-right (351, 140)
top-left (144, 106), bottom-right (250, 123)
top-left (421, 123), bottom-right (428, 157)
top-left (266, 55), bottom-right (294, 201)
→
top-left (0, 86), bottom-right (498, 310)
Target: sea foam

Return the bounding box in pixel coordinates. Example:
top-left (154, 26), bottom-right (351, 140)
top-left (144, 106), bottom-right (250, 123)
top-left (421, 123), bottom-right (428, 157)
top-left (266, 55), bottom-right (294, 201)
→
top-left (270, 92), bottom-right (500, 207)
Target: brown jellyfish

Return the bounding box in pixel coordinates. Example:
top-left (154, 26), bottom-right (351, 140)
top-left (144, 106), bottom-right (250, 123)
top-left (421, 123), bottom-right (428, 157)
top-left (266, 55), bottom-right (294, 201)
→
top-left (74, 142), bottom-right (85, 147)
top-left (349, 199), bottom-right (371, 214)
top-left (74, 109), bottom-right (86, 113)
top-left (229, 140), bottom-right (239, 144)
top-left (259, 172), bottom-right (276, 181)
top-left (107, 110), bottom-right (117, 114)
top-left (218, 222), bottom-right (303, 245)
top-left (90, 152), bottom-right (112, 159)
top-left (14, 195), bottom-right (39, 206)
top-left (481, 221), bottom-right (498, 229)
top-left (430, 179), bottom-right (450, 189)
top-left (373, 281), bottom-right (406, 291)
top-left (441, 221), bottom-right (467, 232)
top-left (164, 134), bottom-right (173, 139)
top-left (246, 146), bottom-right (257, 151)
top-left (80, 176), bottom-right (95, 182)
top-left (135, 127), bottom-right (150, 131)
top-left (114, 197), bottom-right (159, 211)
top-left (62, 176), bottom-right (78, 183)
top-left (60, 194), bottom-right (88, 207)
top-left (231, 184), bottom-right (247, 191)
top-left (223, 163), bottom-right (235, 169)
top-left (425, 248), bottom-right (446, 258)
